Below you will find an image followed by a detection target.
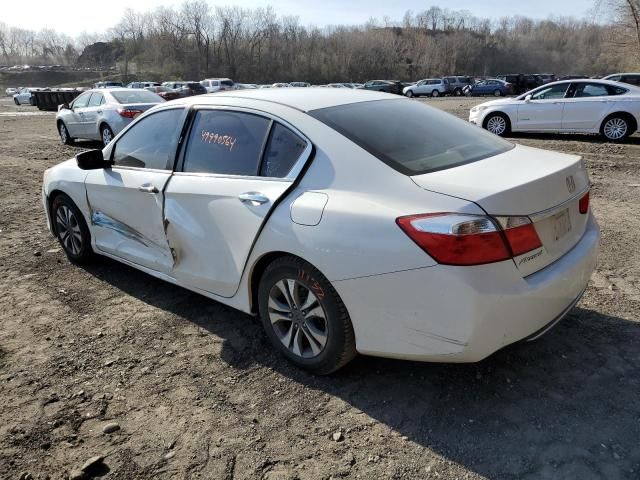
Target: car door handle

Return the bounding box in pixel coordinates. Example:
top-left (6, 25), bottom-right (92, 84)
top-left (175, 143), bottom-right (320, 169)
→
top-left (138, 184), bottom-right (159, 194)
top-left (96, 110), bottom-right (102, 114)
top-left (238, 192), bottom-right (269, 205)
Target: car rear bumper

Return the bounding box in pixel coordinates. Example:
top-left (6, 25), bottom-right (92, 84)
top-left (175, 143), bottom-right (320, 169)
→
top-left (333, 213), bottom-right (599, 362)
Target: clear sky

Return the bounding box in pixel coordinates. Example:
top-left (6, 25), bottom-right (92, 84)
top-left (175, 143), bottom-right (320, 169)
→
top-left (2, 0), bottom-right (599, 36)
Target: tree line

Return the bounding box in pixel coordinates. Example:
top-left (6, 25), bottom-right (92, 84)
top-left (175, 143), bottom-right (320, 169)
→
top-left (0, 2), bottom-right (638, 83)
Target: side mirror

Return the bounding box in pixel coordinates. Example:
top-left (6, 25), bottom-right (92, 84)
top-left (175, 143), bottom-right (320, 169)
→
top-left (524, 94), bottom-right (532, 103)
top-left (76, 149), bottom-right (112, 170)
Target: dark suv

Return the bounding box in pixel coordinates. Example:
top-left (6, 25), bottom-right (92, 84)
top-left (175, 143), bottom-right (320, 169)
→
top-left (443, 76), bottom-right (474, 96)
top-left (496, 74), bottom-right (528, 94)
top-left (360, 80), bottom-right (403, 95)
top-left (177, 82), bottom-right (207, 97)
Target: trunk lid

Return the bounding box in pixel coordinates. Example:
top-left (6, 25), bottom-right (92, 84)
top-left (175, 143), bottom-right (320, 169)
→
top-left (411, 144), bottom-right (591, 276)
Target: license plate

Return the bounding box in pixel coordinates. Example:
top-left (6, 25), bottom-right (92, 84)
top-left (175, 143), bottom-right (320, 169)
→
top-left (552, 209), bottom-right (572, 241)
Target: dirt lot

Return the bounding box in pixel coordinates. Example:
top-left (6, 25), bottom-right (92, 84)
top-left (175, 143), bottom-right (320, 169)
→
top-left (1, 95), bottom-right (639, 480)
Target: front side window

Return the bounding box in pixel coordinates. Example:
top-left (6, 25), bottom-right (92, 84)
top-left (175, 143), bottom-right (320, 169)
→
top-left (310, 99), bottom-right (513, 175)
top-left (183, 110), bottom-right (270, 176)
top-left (112, 108), bottom-right (184, 169)
top-left (530, 84), bottom-right (568, 100)
top-left (72, 92), bottom-right (91, 108)
top-left (260, 124), bottom-right (307, 177)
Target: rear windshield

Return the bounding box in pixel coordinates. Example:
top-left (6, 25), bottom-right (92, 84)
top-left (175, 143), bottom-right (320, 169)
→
top-left (309, 99), bottom-right (514, 175)
top-left (111, 90), bottom-right (163, 104)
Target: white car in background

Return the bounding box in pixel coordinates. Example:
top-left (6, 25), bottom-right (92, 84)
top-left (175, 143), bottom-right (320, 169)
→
top-left (42, 89), bottom-right (599, 374)
top-left (13, 87), bottom-right (37, 105)
top-left (200, 78), bottom-right (235, 93)
top-left (403, 79), bottom-right (447, 98)
top-left (469, 79), bottom-right (640, 141)
top-left (6, 87), bottom-right (21, 96)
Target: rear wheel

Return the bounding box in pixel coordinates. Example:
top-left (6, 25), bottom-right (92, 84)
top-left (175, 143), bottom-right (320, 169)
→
top-left (454, 88), bottom-right (463, 96)
top-left (601, 115), bottom-right (632, 142)
top-left (493, 89), bottom-right (502, 97)
top-left (100, 125), bottom-right (114, 146)
top-left (258, 256), bottom-right (356, 374)
top-left (432, 90), bottom-right (440, 97)
top-left (51, 194), bottom-right (93, 263)
top-left (484, 112), bottom-right (510, 137)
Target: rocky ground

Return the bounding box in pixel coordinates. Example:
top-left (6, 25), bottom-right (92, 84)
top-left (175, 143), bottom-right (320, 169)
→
top-left (0, 95), bottom-right (639, 480)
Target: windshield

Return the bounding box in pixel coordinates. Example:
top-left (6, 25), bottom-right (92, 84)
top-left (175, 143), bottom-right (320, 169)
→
top-left (111, 90), bottom-right (163, 104)
top-left (309, 99), bottom-right (514, 175)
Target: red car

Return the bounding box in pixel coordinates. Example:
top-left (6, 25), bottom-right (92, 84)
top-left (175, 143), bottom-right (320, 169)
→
top-left (145, 86), bottom-right (181, 101)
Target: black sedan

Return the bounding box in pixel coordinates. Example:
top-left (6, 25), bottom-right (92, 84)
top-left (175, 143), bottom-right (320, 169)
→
top-left (359, 80), bottom-right (403, 95)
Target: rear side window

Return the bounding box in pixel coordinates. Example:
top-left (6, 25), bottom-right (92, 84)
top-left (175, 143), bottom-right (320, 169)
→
top-left (310, 99), bottom-right (513, 175)
top-left (574, 83), bottom-right (609, 97)
top-left (260, 124), bottom-right (307, 177)
top-left (88, 93), bottom-right (104, 107)
top-left (621, 75), bottom-right (640, 86)
top-left (113, 108), bottom-right (184, 170)
top-left (111, 90), bottom-right (163, 104)
top-left (183, 110), bottom-right (270, 175)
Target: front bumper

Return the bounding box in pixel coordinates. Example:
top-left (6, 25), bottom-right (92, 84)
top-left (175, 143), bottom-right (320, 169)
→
top-left (333, 213), bottom-right (600, 362)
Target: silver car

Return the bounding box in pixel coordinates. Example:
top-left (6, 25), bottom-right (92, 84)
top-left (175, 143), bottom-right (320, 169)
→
top-left (403, 79), bottom-right (447, 98)
top-left (56, 88), bottom-right (164, 147)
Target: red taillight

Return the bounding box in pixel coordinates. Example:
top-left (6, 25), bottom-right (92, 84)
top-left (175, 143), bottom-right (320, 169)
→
top-left (579, 192), bottom-right (589, 214)
top-left (397, 213), bottom-right (542, 266)
top-left (117, 108), bottom-right (142, 118)
top-left (396, 214), bottom-right (510, 266)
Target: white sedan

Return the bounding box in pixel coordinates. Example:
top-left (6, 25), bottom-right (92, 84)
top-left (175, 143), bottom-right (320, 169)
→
top-left (42, 89), bottom-right (599, 373)
top-left (13, 88), bottom-right (36, 105)
top-left (469, 79), bottom-right (640, 141)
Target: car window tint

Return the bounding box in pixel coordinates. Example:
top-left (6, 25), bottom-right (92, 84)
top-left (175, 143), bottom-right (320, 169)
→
top-left (183, 110), bottom-right (270, 176)
top-left (531, 84), bottom-right (568, 100)
top-left (310, 99), bottom-right (513, 175)
top-left (260, 123), bottom-right (307, 177)
top-left (88, 93), bottom-right (104, 107)
top-left (610, 86), bottom-right (628, 95)
top-left (621, 75), bottom-right (640, 86)
top-left (72, 92), bottom-right (91, 108)
top-left (575, 83), bottom-right (609, 98)
top-left (111, 90), bottom-right (163, 104)
top-left (112, 108), bottom-right (184, 170)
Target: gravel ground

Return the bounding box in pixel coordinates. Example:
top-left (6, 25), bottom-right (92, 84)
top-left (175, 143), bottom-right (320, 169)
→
top-left (0, 95), bottom-right (639, 480)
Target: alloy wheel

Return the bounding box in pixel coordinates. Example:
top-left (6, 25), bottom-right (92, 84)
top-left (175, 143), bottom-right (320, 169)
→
top-left (486, 115), bottom-right (507, 135)
top-left (55, 205), bottom-right (82, 255)
top-left (603, 118), bottom-right (628, 140)
top-left (267, 279), bottom-right (328, 358)
top-left (102, 127), bottom-right (113, 146)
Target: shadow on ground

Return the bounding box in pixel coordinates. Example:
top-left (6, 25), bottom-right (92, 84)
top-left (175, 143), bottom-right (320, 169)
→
top-left (82, 257), bottom-right (640, 479)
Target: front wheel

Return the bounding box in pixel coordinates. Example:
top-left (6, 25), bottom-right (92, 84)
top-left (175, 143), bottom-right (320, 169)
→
top-left (258, 256), bottom-right (356, 374)
top-left (58, 122), bottom-right (74, 145)
top-left (101, 125), bottom-right (114, 146)
top-left (51, 194), bottom-right (93, 263)
top-left (484, 112), bottom-right (510, 137)
top-left (493, 89), bottom-right (502, 97)
top-left (432, 90), bottom-right (440, 97)
top-left (14, 98), bottom-right (19, 105)
top-left (405, 90), bottom-right (414, 98)
top-left (601, 115), bottom-right (631, 142)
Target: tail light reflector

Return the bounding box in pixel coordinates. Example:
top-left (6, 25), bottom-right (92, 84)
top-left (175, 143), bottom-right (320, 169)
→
top-left (579, 192), bottom-right (589, 214)
top-left (397, 213), bottom-right (542, 266)
top-left (117, 108), bottom-right (142, 118)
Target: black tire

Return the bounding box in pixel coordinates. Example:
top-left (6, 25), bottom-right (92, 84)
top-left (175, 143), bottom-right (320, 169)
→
top-left (432, 89), bottom-right (440, 97)
top-left (454, 88), bottom-right (463, 96)
top-left (100, 124), bottom-right (114, 147)
top-left (600, 114), bottom-right (633, 142)
top-left (483, 112), bottom-right (511, 137)
top-left (405, 90), bottom-right (414, 98)
top-left (58, 122), bottom-right (74, 145)
top-left (258, 256), bottom-right (356, 374)
top-left (14, 98), bottom-right (19, 105)
top-left (493, 89), bottom-right (502, 97)
top-left (51, 193), bottom-right (93, 263)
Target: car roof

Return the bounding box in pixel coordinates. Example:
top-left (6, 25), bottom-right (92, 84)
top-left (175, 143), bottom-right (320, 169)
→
top-left (605, 72), bottom-right (640, 77)
top-left (170, 87), bottom-right (397, 112)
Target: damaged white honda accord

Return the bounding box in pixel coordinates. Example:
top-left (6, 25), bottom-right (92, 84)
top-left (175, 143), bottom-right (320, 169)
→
top-left (42, 88), bottom-right (599, 374)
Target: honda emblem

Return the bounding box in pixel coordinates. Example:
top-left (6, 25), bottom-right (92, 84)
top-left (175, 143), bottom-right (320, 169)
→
top-left (566, 175), bottom-right (576, 193)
